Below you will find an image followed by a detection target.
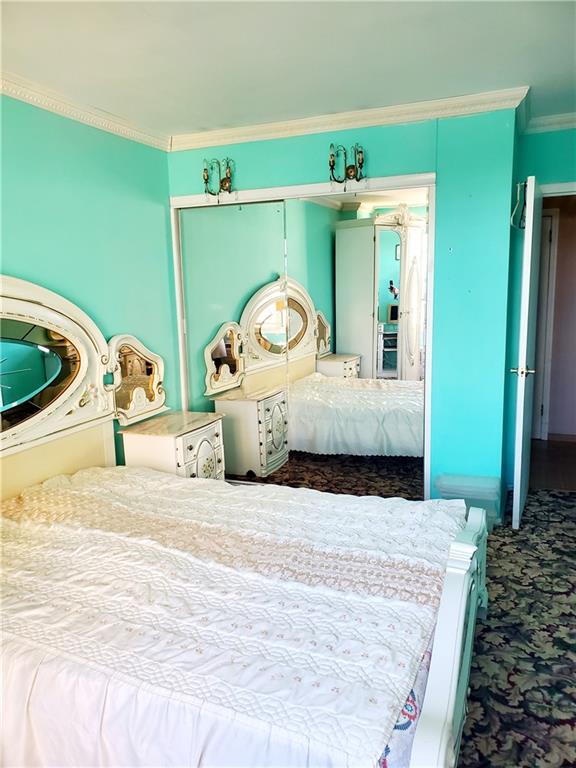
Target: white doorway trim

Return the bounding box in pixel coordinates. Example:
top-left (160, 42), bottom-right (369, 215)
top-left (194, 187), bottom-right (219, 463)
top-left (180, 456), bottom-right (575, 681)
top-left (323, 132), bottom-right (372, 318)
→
top-left (541, 182), bottom-right (576, 197)
top-left (170, 172), bottom-right (436, 499)
top-left (533, 209), bottom-right (559, 440)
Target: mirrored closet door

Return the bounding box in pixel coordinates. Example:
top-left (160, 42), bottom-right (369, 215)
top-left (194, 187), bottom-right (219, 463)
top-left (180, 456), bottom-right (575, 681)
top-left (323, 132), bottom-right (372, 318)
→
top-left (180, 201), bottom-right (290, 480)
top-left (283, 189), bottom-right (430, 498)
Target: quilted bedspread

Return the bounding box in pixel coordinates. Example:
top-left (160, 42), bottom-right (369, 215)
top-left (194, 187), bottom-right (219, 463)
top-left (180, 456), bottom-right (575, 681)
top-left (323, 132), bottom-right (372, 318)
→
top-left (1, 467), bottom-right (465, 767)
top-left (289, 374), bottom-right (424, 457)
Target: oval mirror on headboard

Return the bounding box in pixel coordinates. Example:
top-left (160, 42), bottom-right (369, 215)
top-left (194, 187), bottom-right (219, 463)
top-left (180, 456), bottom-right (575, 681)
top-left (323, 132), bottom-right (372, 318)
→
top-left (0, 319), bottom-right (81, 430)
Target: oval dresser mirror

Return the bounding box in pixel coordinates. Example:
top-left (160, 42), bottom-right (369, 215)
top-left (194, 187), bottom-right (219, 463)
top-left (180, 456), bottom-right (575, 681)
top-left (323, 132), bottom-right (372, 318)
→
top-left (254, 299), bottom-right (288, 355)
top-left (0, 318), bottom-right (80, 430)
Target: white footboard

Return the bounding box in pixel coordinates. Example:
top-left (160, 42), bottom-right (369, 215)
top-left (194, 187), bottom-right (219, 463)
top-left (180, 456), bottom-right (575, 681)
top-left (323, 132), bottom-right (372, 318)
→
top-left (409, 507), bottom-right (488, 768)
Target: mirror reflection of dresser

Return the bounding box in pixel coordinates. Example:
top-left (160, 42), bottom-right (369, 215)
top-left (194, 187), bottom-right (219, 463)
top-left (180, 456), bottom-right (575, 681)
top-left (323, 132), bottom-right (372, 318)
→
top-left (214, 388), bottom-right (288, 478)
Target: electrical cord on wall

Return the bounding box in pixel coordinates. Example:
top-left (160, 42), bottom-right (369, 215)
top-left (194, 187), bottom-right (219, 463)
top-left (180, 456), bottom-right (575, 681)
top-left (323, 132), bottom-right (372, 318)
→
top-left (510, 181), bottom-right (527, 229)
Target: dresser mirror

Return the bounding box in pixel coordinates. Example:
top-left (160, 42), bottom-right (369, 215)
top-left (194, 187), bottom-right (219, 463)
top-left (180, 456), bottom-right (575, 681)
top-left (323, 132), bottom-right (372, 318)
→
top-left (254, 298), bottom-right (288, 355)
top-left (108, 334), bottom-right (167, 426)
top-left (204, 322), bottom-right (244, 396)
top-left (0, 318), bottom-right (80, 430)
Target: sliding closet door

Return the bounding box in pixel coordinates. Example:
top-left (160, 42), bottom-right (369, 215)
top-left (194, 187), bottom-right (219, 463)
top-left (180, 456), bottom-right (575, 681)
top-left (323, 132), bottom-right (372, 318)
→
top-left (180, 202), bottom-right (287, 411)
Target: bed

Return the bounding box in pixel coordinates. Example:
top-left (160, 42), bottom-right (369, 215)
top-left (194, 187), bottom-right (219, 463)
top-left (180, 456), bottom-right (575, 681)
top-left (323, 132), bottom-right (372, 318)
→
top-left (2, 466), bottom-right (485, 768)
top-left (1, 275), bottom-right (488, 768)
top-left (289, 373), bottom-right (424, 457)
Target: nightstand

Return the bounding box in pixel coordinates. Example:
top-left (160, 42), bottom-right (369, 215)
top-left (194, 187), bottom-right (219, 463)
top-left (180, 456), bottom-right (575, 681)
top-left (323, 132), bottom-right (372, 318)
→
top-left (120, 411), bottom-right (225, 479)
top-left (214, 387), bottom-right (288, 477)
top-left (317, 353), bottom-right (361, 378)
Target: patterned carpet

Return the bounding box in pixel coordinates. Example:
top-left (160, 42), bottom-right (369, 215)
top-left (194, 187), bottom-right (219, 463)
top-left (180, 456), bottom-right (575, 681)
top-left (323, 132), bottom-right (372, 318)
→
top-left (253, 455), bottom-right (576, 768)
top-left (262, 451), bottom-right (424, 499)
top-left (459, 489), bottom-right (576, 768)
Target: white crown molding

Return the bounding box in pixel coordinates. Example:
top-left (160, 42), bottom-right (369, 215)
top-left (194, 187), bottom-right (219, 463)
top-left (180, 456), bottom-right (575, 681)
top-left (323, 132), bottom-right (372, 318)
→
top-left (170, 87), bottom-right (530, 151)
top-left (0, 72), bottom-right (171, 151)
top-left (525, 113), bottom-right (576, 135)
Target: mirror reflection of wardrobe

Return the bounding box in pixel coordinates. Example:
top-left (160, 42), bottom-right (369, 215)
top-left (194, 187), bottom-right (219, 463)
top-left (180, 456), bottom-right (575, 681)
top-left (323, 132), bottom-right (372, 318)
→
top-left (334, 212), bottom-right (427, 381)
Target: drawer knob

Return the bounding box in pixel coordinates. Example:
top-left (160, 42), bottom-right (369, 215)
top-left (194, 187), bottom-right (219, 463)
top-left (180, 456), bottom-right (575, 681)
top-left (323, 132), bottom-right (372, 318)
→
top-left (268, 450), bottom-right (272, 455)
top-left (217, 458), bottom-right (222, 464)
top-left (191, 472), bottom-right (196, 478)
top-left (284, 440), bottom-right (288, 446)
top-left (187, 445), bottom-right (193, 451)
top-left (282, 401), bottom-right (286, 406)
top-left (265, 408), bottom-right (270, 413)
top-left (215, 432), bottom-right (220, 438)
top-left (267, 428), bottom-right (272, 434)
top-left (284, 421), bottom-right (288, 426)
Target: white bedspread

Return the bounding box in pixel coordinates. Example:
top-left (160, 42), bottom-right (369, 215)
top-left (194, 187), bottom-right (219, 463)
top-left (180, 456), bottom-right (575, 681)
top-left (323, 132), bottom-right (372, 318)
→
top-left (289, 374), bottom-right (424, 457)
top-left (2, 467), bottom-right (465, 768)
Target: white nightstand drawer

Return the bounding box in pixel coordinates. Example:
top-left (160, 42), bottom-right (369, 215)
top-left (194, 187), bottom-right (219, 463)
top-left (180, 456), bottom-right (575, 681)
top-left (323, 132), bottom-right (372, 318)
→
top-left (176, 421), bottom-right (223, 466)
top-left (343, 360), bottom-right (360, 378)
top-left (178, 445), bottom-right (225, 480)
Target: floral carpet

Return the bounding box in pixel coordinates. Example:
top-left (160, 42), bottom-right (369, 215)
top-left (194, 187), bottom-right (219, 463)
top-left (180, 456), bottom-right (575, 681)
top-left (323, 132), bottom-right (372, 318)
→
top-left (459, 489), bottom-right (576, 768)
top-left (251, 456), bottom-right (576, 767)
top-left (262, 451), bottom-right (425, 499)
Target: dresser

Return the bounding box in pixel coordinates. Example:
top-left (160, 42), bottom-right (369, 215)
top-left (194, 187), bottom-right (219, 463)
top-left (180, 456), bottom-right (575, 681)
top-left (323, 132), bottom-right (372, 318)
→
top-left (120, 411), bottom-right (225, 480)
top-left (317, 353), bottom-right (361, 378)
top-left (214, 388), bottom-right (288, 477)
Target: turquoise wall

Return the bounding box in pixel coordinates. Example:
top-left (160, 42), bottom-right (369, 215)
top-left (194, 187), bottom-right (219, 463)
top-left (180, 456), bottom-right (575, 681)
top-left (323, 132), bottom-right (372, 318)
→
top-left (518, 128), bottom-right (576, 184)
top-left (180, 202), bottom-right (286, 411)
top-left (503, 126), bottom-right (576, 487)
top-left (285, 199), bottom-right (337, 331)
top-left (169, 110), bottom-right (516, 495)
top-left (433, 112), bottom-right (515, 488)
top-left (1, 95), bottom-right (175, 459)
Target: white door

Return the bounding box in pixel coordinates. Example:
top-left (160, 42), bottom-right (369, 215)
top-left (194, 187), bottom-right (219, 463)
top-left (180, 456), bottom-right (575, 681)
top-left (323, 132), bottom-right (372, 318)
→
top-left (512, 176), bottom-right (542, 529)
top-left (335, 224), bottom-right (376, 378)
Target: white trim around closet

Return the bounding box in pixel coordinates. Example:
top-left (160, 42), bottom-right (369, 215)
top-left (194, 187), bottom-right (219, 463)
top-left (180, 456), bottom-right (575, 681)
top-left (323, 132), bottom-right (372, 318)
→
top-left (170, 172), bottom-right (436, 498)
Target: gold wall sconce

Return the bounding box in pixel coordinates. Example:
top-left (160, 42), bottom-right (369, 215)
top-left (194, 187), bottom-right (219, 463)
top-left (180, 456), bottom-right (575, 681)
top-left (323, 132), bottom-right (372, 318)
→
top-left (329, 143), bottom-right (365, 184)
top-left (203, 158), bottom-right (234, 196)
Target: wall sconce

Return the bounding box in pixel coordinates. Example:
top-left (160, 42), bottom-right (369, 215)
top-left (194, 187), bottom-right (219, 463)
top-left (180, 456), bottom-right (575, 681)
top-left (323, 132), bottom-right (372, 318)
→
top-left (329, 143), bottom-right (365, 184)
top-left (202, 158), bottom-right (234, 196)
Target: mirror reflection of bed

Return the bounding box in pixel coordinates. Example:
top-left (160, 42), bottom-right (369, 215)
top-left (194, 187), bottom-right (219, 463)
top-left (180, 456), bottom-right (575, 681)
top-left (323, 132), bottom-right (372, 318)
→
top-left (192, 188), bottom-right (430, 499)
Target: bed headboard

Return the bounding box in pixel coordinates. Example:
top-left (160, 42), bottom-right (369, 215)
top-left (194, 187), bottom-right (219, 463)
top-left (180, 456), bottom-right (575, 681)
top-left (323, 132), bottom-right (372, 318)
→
top-left (1, 275), bottom-right (167, 497)
top-left (203, 277), bottom-right (331, 397)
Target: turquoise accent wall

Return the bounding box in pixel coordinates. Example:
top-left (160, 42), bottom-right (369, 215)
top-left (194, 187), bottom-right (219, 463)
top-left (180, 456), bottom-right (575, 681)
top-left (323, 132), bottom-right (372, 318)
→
top-left (169, 110), bottom-right (517, 495)
top-left (518, 128), bottom-right (576, 184)
top-left (1, 95), bottom-right (175, 459)
top-left (285, 199), bottom-right (337, 332)
top-left (502, 126), bottom-right (576, 488)
top-left (169, 121), bottom-right (438, 195)
top-left (180, 202), bottom-right (286, 411)
top-left (433, 111), bottom-right (515, 491)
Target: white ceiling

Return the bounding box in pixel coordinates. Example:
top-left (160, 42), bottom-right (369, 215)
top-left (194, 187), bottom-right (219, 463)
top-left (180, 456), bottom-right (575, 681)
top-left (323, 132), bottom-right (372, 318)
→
top-left (2, 1), bottom-right (575, 137)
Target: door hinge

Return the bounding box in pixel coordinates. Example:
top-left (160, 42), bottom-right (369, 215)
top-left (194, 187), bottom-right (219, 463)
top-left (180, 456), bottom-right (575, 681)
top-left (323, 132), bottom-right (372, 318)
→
top-left (541, 403), bottom-right (544, 416)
